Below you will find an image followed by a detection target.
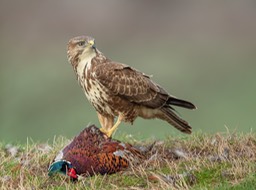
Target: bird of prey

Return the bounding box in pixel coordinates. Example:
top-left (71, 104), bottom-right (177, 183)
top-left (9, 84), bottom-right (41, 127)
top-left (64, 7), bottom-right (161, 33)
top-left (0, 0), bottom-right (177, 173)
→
top-left (48, 125), bottom-right (143, 180)
top-left (67, 36), bottom-right (196, 137)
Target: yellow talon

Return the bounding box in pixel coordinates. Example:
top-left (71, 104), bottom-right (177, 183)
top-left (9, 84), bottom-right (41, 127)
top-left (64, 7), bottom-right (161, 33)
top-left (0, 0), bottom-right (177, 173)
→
top-left (99, 115), bottom-right (122, 137)
top-left (99, 128), bottom-right (111, 137)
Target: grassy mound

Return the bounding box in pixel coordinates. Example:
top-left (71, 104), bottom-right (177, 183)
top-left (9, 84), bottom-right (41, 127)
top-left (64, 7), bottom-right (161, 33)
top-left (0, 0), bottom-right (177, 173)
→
top-left (1, 131), bottom-right (256, 189)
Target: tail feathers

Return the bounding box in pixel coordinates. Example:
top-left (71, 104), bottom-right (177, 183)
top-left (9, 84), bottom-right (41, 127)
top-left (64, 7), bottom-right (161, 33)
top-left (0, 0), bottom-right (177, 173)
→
top-left (167, 97), bottom-right (196, 110)
top-left (160, 108), bottom-right (192, 134)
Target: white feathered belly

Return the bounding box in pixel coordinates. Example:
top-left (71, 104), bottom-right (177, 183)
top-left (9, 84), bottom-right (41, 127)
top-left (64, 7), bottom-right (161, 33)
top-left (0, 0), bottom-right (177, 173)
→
top-left (85, 80), bottom-right (114, 115)
top-left (76, 58), bottom-right (114, 116)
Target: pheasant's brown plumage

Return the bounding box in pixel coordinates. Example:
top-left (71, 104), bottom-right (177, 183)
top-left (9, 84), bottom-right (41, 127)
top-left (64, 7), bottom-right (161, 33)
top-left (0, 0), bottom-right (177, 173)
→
top-left (52, 125), bottom-right (144, 177)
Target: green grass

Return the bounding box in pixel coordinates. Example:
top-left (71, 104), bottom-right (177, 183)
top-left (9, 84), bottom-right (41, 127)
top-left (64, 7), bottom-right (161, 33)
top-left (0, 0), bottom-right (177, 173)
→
top-left (214, 174), bottom-right (256, 190)
top-left (1, 131), bottom-right (255, 190)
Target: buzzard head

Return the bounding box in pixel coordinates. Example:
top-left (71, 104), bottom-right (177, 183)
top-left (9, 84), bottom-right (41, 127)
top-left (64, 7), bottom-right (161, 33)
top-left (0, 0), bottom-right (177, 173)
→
top-left (67, 36), bottom-right (96, 67)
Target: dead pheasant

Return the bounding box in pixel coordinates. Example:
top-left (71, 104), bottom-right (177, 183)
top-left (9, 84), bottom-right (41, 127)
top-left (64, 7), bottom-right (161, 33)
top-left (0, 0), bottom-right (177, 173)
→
top-left (48, 125), bottom-right (144, 180)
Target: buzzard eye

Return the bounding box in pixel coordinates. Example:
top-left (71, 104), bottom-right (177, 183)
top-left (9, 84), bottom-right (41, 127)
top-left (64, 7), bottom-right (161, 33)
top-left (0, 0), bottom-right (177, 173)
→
top-left (78, 41), bottom-right (85, 46)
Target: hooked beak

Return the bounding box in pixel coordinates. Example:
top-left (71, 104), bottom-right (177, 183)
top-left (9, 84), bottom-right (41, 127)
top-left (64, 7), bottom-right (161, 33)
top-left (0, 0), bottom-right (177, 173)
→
top-left (88, 40), bottom-right (96, 49)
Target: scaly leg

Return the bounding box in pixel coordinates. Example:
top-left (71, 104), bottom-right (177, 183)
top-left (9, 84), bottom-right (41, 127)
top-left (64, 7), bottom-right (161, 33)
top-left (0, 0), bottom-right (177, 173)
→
top-left (104, 115), bottom-right (123, 137)
top-left (97, 112), bottom-right (115, 137)
top-left (97, 112), bottom-right (106, 129)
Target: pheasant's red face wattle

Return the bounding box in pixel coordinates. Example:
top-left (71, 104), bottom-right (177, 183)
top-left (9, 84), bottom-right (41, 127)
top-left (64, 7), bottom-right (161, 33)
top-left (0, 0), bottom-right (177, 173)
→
top-left (67, 168), bottom-right (78, 180)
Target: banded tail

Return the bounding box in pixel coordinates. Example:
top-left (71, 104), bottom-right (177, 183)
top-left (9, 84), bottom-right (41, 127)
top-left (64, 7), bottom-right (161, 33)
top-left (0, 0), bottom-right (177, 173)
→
top-left (159, 96), bottom-right (196, 134)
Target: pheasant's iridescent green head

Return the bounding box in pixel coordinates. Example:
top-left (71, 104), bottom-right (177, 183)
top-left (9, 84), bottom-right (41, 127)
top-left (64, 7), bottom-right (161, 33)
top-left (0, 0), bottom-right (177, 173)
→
top-left (48, 160), bottom-right (78, 181)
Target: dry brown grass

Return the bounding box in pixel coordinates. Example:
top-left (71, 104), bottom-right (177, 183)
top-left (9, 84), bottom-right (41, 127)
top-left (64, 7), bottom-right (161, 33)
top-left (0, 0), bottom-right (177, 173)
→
top-left (1, 131), bottom-right (256, 190)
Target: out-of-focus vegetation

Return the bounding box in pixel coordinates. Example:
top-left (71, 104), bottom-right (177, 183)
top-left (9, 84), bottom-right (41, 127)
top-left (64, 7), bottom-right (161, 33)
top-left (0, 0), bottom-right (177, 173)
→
top-left (0, 1), bottom-right (255, 142)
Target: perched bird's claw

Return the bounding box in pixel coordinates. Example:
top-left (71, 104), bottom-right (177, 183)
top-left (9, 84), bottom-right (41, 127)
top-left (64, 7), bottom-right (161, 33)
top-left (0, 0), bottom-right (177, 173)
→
top-left (100, 128), bottom-right (113, 138)
top-left (100, 115), bottom-right (122, 137)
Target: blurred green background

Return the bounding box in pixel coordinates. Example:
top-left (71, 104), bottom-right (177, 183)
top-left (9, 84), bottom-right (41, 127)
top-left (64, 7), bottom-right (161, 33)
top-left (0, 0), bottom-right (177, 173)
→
top-left (1, 1), bottom-right (255, 143)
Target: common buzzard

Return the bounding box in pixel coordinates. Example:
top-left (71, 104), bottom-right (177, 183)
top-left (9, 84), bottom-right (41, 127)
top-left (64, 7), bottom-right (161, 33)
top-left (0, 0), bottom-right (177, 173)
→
top-left (67, 36), bottom-right (196, 137)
